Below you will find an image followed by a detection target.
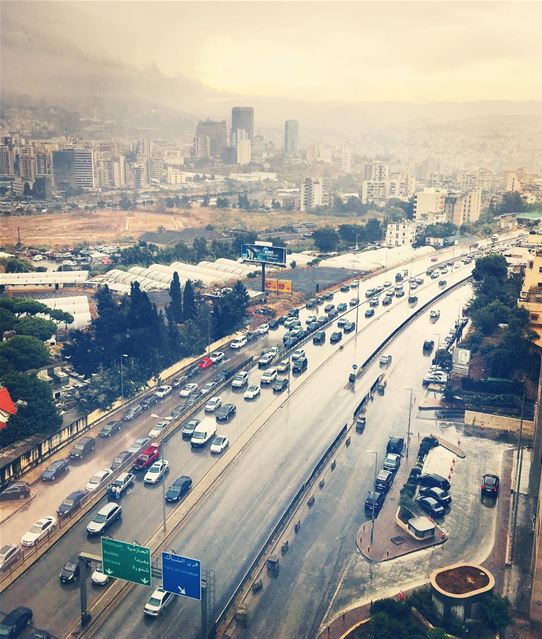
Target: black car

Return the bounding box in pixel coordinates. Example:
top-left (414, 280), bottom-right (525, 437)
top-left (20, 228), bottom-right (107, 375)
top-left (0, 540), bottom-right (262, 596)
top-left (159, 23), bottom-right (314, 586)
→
top-left (277, 315), bottom-right (286, 324)
top-left (110, 450), bottom-right (131, 471)
top-left (59, 554), bottom-right (83, 584)
top-left (386, 436), bottom-right (404, 455)
top-left (99, 420), bottom-right (122, 438)
top-left (0, 607), bottom-right (33, 638)
top-left (375, 470), bottom-right (394, 493)
top-left (481, 473), bottom-right (500, 497)
top-left (169, 405), bottom-right (185, 420)
top-left (28, 631), bottom-right (52, 639)
top-left (337, 317), bottom-right (347, 328)
top-left (423, 340), bottom-right (435, 353)
top-left (140, 395), bottom-right (159, 410)
top-left (245, 331), bottom-right (257, 343)
top-left (340, 285), bottom-right (350, 293)
top-left (181, 419), bottom-right (199, 440)
top-left (343, 321), bottom-right (356, 333)
top-left (213, 370), bottom-right (231, 384)
top-left (328, 309), bottom-right (339, 319)
top-left (324, 304), bottom-right (335, 313)
top-left (292, 357), bottom-right (308, 374)
top-left (268, 319), bottom-right (279, 330)
top-left (69, 437), bottom-right (95, 460)
top-left (183, 395), bottom-right (199, 409)
top-left (365, 308), bottom-right (375, 318)
top-left (419, 486), bottom-right (451, 506)
top-left (216, 404), bottom-right (236, 422)
top-left (0, 482), bottom-right (30, 501)
top-left (165, 476), bottom-right (192, 502)
top-left (417, 496), bottom-right (445, 518)
top-left (364, 491), bottom-right (385, 517)
top-left (171, 375), bottom-right (188, 389)
top-left (418, 473), bottom-right (450, 491)
top-left (287, 308), bottom-right (300, 318)
top-left (57, 490), bottom-right (87, 517)
top-left (187, 364), bottom-right (200, 379)
top-left (41, 458), bottom-right (70, 482)
top-left (317, 316), bottom-right (328, 326)
top-left (330, 331), bottom-right (342, 344)
top-left (306, 299), bottom-right (317, 309)
top-left (272, 378), bottom-right (289, 393)
top-left (408, 295), bottom-right (418, 304)
top-left (313, 331), bottom-right (326, 345)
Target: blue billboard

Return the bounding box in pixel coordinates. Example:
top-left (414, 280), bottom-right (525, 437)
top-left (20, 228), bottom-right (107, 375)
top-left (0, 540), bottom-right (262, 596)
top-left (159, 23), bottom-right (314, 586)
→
top-left (241, 244), bottom-right (286, 266)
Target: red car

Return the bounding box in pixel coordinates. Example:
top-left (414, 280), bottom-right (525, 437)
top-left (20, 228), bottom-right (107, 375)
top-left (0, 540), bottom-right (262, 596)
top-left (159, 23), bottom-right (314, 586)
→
top-left (132, 445), bottom-right (160, 472)
top-left (198, 357), bottom-right (213, 369)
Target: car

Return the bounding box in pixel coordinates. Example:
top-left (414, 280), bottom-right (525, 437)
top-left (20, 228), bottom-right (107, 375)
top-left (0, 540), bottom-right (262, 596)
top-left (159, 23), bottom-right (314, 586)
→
top-left (313, 331), bottom-right (326, 344)
top-left (408, 295), bottom-right (418, 304)
top-left (375, 470), bottom-right (394, 493)
top-left (306, 299), bottom-right (317, 309)
top-left (86, 502), bottom-right (122, 536)
top-left (122, 405), bottom-right (142, 421)
top-left (21, 516), bottom-right (56, 546)
top-left (230, 336), bottom-right (247, 349)
top-left (198, 357), bottom-right (213, 370)
top-left (481, 473), bottom-right (500, 497)
top-left (290, 327), bottom-right (301, 338)
top-left (69, 436), bottom-right (96, 460)
top-left (165, 476), bottom-right (192, 502)
top-left (244, 384), bottom-right (261, 400)
top-left (423, 340), bottom-right (435, 352)
top-left (107, 472), bottom-right (134, 499)
top-left (98, 419), bottom-right (122, 439)
top-left (200, 381), bottom-right (217, 395)
top-left (322, 292), bottom-right (333, 301)
top-left (57, 490), bottom-right (87, 517)
top-left (210, 435), bottom-right (229, 454)
top-left (180, 383), bottom-right (198, 397)
top-left (140, 394), bottom-right (159, 410)
top-left (284, 317), bottom-right (297, 329)
top-left (186, 364), bottom-right (200, 378)
top-left (324, 304), bottom-right (335, 313)
top-left (91, 563), bottom-right (110, 586)
top-left (181, 419), bottom-right (200, 440)
top-left (144, 587), bottom-right (175, 617)
top-left (144, 460), bottom-right (170, 485)
top-left (337, 317), bottom-right (348, 328)
top-left (127, 436), bottom-right (151, 455)
top-left (340, 285), bottom-right (350, 293)
top-left (386, 436), bottom-right (404, 454)
top-left (382, 295), bottom-right (393, 306)
top-left (257, 323), bottom-right (269, 335)
top-left (307, 321), bottom-right (319, 332)
top-left (419, 486), bottom-right (452, 506)
top-left (396, 288), bottom-right (406, 297)
top-left (287, 307), bottom-right (300, 317)
top-left (438, 279), bottom-right (447, 287)
top-left (364, 491), bottom-right (385, 517)
top-left (350, 298), bottom-right (359, 307)
top-left (0, 607), bottom-right (33, 638)
top-left (355, 415), bottom-right (366, 432)
top-left (272, 378), bottom-right (289, 393)
top-left (148, 421), bottom-right (169, 438)
top-left (209, 351), bottom-right (225, 363)
top-left (213, 371), bottom-right (230, 384)
top-left (410, 281), bottom-right (418, 290)
top-left (85, 469), bottom-right (113, 492)
top-left (317, 315), bottom-right (328, 326)
top-left (305, 315), bottom-right (317, 325)
top-left (110, 450), bottom-right (132, 471)
top-left (277, 359), bottom-right (290, 373)
top-left (0, 545), bottom-right (22, 572)
top-left (261, 368), bottom-right (278, 384)
top-left (365, 308), bottom-right (375, 318)
top-left (171, 375), bottom-right (188, 389)
top-left (369, 298), bottom-right (379, 308)
top-left (416, 277), bottom-right (424, 285)
top-left (133, 444), bottom-right (161, 472)
top-left (155, 385), bottom-right (173, 399)
top-left (0, 481), bottom-right (31, 501)
top-left (418, 473), bottom-right (451, 491)
top-left (383, 453), bottom-right (401, 472)
top-left (330, 331), bottom-right (343, 344)
top-left (383, 280), bottom-right (392, 288)
top-left (169, 405), bottom-right (185, 420)
top-left (417, 496), bottom-right (445, 518)
top-left (216, 404), bottom-right (236, 421)
top-left (379, 354), bottom-right (392, 366)
top-left (269, 319), bottom-right (279, 329)
top-left (423, 372), bottom-right (448, 385)
top-left (40, 458), bottom-right (70, 482)
top-left (292, 357), bottom-right (308, 374)
top-left (343, 321), bottom-right (356, 333)
top-left (205, 396), bottom-right (222, 413)
top-left (430, 271), bottom-right (439, 279)
top-left (258, 352), bottom-right (275, 368)
top-left (231, 371), bottom-right (249, 389)
top-left (292, 349), bottom-right (305, 360)
top-left (60, 554), bottom-right (83, 584)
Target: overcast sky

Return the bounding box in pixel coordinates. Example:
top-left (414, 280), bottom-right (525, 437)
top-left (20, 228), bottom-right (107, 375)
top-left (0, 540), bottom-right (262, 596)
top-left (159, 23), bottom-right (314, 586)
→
top-left (2, 1), bottom-right (541, 103)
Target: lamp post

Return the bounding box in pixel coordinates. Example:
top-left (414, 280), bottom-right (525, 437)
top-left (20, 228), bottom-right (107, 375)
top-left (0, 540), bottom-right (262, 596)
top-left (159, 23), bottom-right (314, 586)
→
top-left (151, 413), bottom-right (168, 534)
top-left (367, 450), bottom-right (378, 544)
top-left (119, 354), bottom-right (128, 404)
top-left (405, 388), bottom-right (413, 459)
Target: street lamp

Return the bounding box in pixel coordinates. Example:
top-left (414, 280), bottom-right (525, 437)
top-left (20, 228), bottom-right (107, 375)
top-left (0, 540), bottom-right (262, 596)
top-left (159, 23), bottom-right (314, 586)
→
top-left (405, 388), bottom-right (413, 459)
top-left (367, 450), bottom-right (378, 544)
top-left (119, 354), bottom-right (128, 404)
top-left (151, 413), bottom-right (168, 534)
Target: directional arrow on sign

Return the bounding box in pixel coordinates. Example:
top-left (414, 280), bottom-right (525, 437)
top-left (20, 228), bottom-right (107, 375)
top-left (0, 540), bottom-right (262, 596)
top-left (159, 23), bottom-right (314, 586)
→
top-left (178, 587), bottom-right (186, 595)
top-left (106, 569), bottom-right (113, 574)
top-left (141, 578), bottom-right (149, 584)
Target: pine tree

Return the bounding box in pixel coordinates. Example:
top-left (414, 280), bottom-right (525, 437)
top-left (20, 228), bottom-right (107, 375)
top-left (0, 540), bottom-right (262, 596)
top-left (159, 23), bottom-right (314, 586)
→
top-left (182, 280), bottom-right (198, 322)
top-left (168, 272), bottom-right (183, 323)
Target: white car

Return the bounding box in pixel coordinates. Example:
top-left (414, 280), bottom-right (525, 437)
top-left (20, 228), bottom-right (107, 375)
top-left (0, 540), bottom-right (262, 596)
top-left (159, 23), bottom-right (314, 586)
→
top-left (200, 381), bottom-right (216, 395)
top-left (292, 349), bottom-right (305, 361)
top-left (209, 351), bottom-right (225, 363)
top-left (277, 360), bottom-right (290, 373)
top-left (180, 383), bottom-right (198, 397)
top-left (261, 368), bottom-right (277, 384)
top-left (21, 516), bottom-right (57, 546)
top-left (231, 371), bottom-right (249, 388)
top-left (155, 385), bottom-right (172, 399)
top-left (306, 315), bottom-right (317, 324)
top-left (258, 352), bottom-right (275, 367)
top-left (430, 309), bottom-right (440, 320)
top-left (108, 472), bottom-right (134, 498)
top-left (204, 396), bottom-right (222, 413)
top-left (210, 435), bottom-right (229, 454)
top-left (423, 372), bottom-right (448, 385)
top-left (144, 587), bottom-right (174, 617)
top-left (144, 460), bottom-right (169, 485)
top-left (257, 323), bottom-right (269, 335)
top-left (268, 346), bottom-right (279, 356)
top-left (230, 336), bottom-right (247, 349)
top-left (91, 563), bottom-right (110, 586)
top-left (244, 384), bottom-right (261, 400)
top-left (148, 421), bottom-right (168, 438)
top-left (380, 354), bottom-right (392, 366)
top-left (86, 469), bottom-right (113, 492)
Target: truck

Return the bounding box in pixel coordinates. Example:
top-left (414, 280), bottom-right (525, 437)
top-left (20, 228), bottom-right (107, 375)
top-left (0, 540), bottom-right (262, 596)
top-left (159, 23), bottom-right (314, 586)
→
top-left (132, 444), bottom-right (160, 472)
top-left (191, 417), bottom-right (217, 449)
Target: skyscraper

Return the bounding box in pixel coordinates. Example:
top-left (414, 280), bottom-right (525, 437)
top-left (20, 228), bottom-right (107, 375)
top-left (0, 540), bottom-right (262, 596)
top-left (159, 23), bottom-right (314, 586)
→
top-left (52, 149), bottom-right (95, 190)
top-left (232, 107), bottom-right (254, 140)
top-left (195, 120), bottom-right (227, 158)
top-left (284, 120), bottom-right (299, 159)
top-left (300, 177), bottom-right (323, 211)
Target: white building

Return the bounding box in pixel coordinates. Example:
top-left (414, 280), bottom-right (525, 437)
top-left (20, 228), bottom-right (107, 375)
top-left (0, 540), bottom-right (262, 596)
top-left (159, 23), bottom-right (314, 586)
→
top-left (361, 180), bottom-right (388, 205)
top-left (167, 166), bottom-right (186, 186)
top-left (300, 177), bottom-right (323, 210)
top-left (235, 139), bottom-right (252, 165)
top-left (414, 188), bottom-right (447, 224)
top-left (364, 161), bottom-right (389, 181)
top-left (385, 220), bottom-right (418, 247)
top-left (444, 190), bottom-right (481, 226)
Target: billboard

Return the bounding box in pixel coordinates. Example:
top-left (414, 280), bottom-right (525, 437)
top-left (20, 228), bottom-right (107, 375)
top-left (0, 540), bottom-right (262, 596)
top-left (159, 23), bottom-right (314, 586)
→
top-left (241, 244), bottom-right (286, 266)
top-left (265, 278), bottom-right (292, 293)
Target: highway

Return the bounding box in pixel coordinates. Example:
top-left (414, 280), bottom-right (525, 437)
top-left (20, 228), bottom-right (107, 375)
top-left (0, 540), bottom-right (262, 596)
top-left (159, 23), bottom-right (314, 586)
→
top-left (0, 239), bottom-right (516, 638)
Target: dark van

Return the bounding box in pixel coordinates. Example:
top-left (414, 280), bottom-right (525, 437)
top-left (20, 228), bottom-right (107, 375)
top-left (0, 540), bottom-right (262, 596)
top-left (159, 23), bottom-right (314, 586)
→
top-left (386, 436), bottom-right (404, 455)
top-left (69, 437), bottom-right (95, 460)
top-left (418, 473), bottom-right (451, 492)
top-left (364, 491), bottom-right (385, 517)
top-left (375, 470), bottom-right (394, 493)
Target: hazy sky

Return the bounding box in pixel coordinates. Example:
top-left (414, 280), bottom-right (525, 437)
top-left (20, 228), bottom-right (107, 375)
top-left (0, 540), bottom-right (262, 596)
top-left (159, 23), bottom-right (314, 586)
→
top-left (3, 1), bottom-right (541, 103)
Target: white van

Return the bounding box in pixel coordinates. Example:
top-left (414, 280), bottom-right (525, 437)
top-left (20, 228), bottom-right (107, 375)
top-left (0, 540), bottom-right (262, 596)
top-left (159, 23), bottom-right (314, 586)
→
top-left (230, 336), bottom-right (247, 350)
top-left (190, 417), bottom-right (216, 449)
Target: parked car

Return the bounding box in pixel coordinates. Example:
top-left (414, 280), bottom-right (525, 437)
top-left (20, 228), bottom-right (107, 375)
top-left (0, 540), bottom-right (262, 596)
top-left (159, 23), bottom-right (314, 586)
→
top-left (69, 437), bottom-right (95, 460)
top-left (165, 476), bottom-right (192, 503)
top-left (216, 404), bottom-right (237, 422)
top-left (127, 437), bottom-right (150, 455)
top-left (122, 405), bottom-right (142, 421)
top-left (209, 351), bottom-right (225, 363)
top-left (99, 421), bottom-right (122, 438)
top-left (40, 459), bottom-right (70, 482)
top-left (110, 451), bottom-right (132, 471)
top-left (181, 419), bottom-right (199, 440)
top-left (140, 394), bottom-right (159, 410)
top-left (423, 372), bottom-right (448, 385)
top-left (0, 481), bottom-right (31, 501)
top-left (418, 473), bottom-right (451, 491)
top-left (60, 554), bottom-right (84, 584)
top-left (383, 453), bottom-right (401, 472)
top-left (144, 587), bottom-right (174, 617)
top-left (330, 331), bottom-right (342, 344)
top-left (179, 383), bottom-right (198, 397)
top-left (86, 502), bottom-right (122, 536)
top-left (257, 323), bottom-right (269, 335)
top-left (273, 378), bottom-right (289, 393)
top-left (0, 607), bottom-right (33, 638)
top-left (198, 357), bottom-right (213, 370)
top-left (57, 490), bottom-right (87, 517)
top-left (481, 473), bottom-right (500, 497)
top-left (419, 486), bottom-right (452, 506)
top-left (144, 460), bottom-right (169, 485)
top-left (21, 516), bottom-right (56, 546)
top-left (355, 416), bottom-right (366, 433)
top-left (244, 385), bottom-right (261, 400)
top-left (375, 470), bottom-right (394, 493)
top-left (210, 436), bottom-right (229, 454)
top-left (0, 545), bottom-right (22, 572)
top-left (364, 491), bottom-right (385, 517)
top-left (386, 436), bottom-right (404, 455)
top-left (417, 496), bottom-right (445, 518)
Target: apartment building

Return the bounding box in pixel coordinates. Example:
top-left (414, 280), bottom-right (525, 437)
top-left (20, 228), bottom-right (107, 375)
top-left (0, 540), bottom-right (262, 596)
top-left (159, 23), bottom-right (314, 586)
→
top-left (385, 219), bottom-right (418, 247)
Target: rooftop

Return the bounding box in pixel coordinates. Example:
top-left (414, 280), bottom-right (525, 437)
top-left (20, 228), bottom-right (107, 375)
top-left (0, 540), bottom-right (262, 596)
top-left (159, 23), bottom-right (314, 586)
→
top-left (431, 564), bottom-right (494, 597)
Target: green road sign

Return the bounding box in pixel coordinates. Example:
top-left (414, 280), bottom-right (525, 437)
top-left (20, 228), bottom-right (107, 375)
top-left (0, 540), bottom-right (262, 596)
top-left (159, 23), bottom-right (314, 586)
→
top-left (101, 537), bottom-right (152, 586)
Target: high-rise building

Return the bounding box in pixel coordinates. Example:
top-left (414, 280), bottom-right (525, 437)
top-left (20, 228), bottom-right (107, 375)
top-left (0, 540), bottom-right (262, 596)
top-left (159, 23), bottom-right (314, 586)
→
top-left (52, 149), bottom-right (95, 191)
top-left (232, 107), bottom-right (254, 140)
top-left (364, 161), bottom-right (389, 182)
top-left (35, 152), bottom-right (50, 176)
top-left (444, 190), bottom-right (481, 226)
top-left (196, 120), bottom-right (227, 158)
top-left (300, 177), bottom-right (323, 211)
top-left (385, 220), bottom-right (418, 247)
top-left (193, 135), bottom-right (211, 159)
top-left (284, 120), bottom-right (299, 159)
top-left (0, 145), bottom-right (15, 175)
top-left (19, 154), bottom-right (37, 181)
top-left (361, 180), bottom-right (388, 205)
top-left (413, 188), bottom-right (447, 224)
top-left (111, 156), bottom-right (126, 187)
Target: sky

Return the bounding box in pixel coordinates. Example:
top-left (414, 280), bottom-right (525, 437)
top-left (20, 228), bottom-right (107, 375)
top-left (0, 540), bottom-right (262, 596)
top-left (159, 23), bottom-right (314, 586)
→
top-left (2, 0), bottom-right (541, 105)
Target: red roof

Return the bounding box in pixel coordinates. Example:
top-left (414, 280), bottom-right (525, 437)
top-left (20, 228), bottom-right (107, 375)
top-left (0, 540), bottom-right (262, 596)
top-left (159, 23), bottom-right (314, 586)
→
top-left (0, 387), bottom-right (17, 428)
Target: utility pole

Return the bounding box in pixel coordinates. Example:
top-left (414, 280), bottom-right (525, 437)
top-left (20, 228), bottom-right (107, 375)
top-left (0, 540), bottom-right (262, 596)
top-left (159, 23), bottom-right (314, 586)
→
top-left (120, 354), bottom-right (128, 403)
top-left (368, 450), bottom-right (378, 544)
top-left (405, 388), bottom-right (413, 459)
top-left (511, 392), bottom-right (526, 562)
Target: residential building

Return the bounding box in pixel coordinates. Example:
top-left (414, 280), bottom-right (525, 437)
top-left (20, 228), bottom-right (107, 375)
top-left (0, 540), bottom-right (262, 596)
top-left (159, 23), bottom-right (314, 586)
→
top-left (232, 106), bottom-right (254, 140)
top-left (52, 148), bottom-right (95, 191)
top-left (284, 120), bottom-right (299, 159)
top-left (196, 120), bottom-right (227, 158)
top-left (231, 129), bottom-right (251, 165)
top-left (0, 144), bottom-right (15, 175)
top-left (413, 187), bottom-right (447, 224)
top-left (361, 180), bottom-right (388, 205)
top-left (385, 220), bottom-right (417, 247)
top-left (19, 154), bottom-right (36, 181)
top-left (364, 161), bottom-right (389, 182)
top-left (147, 157), bottom-right (164, 182)
top-left (444, 190), bottom-right (481, 225)
top-left (193, 135), bottom-right (211, 159)
top-left (300, 177), bottom-right (323, 211)
top-left (166, 166), bottom-right (185, 185)
top-left (111, 156), bottom-right (126, 187)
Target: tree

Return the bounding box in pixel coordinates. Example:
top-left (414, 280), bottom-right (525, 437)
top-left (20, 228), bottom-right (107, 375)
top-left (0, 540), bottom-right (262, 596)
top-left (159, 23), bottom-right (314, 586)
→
top-left (479, 593), bottom-right (512, 632)
top-left (238, 193), bottom-right (250, 210)
top-left (202, 193), bottom-right (210, 207)
top-left (0, 335), bottom-right (50, 374)
top-left (313, 227), bottom-right (340, 252)
top-left (216, 196), bottom-right (229, 208)
top-left (4, 257), bottom-right (33, 273)
top-left (497, 191), bottom-right (526, 214)
top-left (182, 280), bottom-right (198, 322)
top-left (338, 224), bottom-right (366, 244)
top-left (14, 316), bottom-right (57, 341)
top-left (365, 218), bottom-right (383, 242)
top-left (193, 237), bottom-right (208, 262)
top-left (168, 271), bottom-right (183, 323)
